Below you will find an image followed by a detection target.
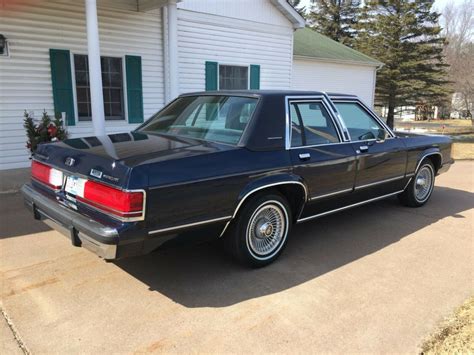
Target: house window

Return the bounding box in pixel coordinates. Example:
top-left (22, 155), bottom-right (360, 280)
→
top-left (219, 65), bottom-right (248, 90)
top-left (74, 54), bottom-right (124, 121)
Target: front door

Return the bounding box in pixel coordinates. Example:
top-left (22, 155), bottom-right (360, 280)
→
top-left (287, 98), bottom-right (357, 218)
top-left (334, 100), bottom-right (408, 198)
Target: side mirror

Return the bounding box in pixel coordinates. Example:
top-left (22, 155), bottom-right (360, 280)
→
top-left (376, 129), bottom-right (389, 143)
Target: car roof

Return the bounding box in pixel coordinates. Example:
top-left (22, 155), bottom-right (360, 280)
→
top-left (179, 90), bottom-right (358, 99)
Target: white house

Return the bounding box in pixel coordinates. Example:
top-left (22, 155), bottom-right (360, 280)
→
top-left (291, 27), bottom-right (382, 106)
top-left (0, 0), bottom-right (380, 173)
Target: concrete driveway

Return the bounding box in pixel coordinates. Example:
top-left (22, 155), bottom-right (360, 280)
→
top-left (1, 161), bottom-right (473, 354)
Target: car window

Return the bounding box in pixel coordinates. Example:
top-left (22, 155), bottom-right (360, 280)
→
top-left (335, 102), bottom-right (386, 141)
top-left (290, 105), bottom-right (303, 147)
top-left (289, 101), bottom-right (339, 147)
top-left (138, 96), bottom-right (257, 145)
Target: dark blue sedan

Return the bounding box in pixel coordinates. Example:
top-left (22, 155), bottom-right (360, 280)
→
top-left (22, 91), bottom-right (453, 266)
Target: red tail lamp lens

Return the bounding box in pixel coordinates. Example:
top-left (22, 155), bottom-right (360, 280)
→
top-left (31, 161), bottom-right (63, 189)
top-left (81, 180), bottom-right (144, 219)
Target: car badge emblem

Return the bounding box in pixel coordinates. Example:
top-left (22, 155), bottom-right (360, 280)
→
top-left (65, 157), bottom-right (75, 167)
top-left (90, 169), bottom-right (103, 179)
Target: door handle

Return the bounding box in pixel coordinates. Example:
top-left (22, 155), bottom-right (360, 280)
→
top-left (359, 145), bottom-right (369, 153)
top-left (299, 153), bottom-right (311, 161)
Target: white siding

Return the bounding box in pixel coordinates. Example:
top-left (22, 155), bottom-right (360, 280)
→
top-left (291, 58), bottom-right (377, 107)
top-left (178, 0), bottom-right (291, 27)
top-left (177, 9), bottom-right (294, 93)
top-left (0, 0), bottom-right (164, 170)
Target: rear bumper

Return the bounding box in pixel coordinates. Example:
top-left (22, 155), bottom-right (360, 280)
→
top-left (21, 184), bottom-right (118, 260)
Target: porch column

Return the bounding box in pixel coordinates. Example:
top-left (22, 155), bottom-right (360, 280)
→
top-left (85, 0), bottom-right (105, 136)
top-left (167, 0), bottom-right (179, 99)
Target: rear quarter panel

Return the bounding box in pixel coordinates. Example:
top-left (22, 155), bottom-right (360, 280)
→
top-left (142, 148), bottom-right (292, 231)
top-left (397, 132), bottom-right (452, 174)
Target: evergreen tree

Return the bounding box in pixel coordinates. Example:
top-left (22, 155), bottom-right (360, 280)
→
top-left (356, 0), bottom-right (450, 127)
top-left (288, 0), bottom-right (307, 17)
top-left (308, 0), bottom-right (360, 46)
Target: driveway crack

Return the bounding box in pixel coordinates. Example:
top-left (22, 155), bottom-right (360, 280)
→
top-left (1, 305), bottom-right (30, 354)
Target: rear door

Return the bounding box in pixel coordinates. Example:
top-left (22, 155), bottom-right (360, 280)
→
top-left (332, 99), bottom-right (408, 196)
top-left (287, 96), bottom-right (358, 218)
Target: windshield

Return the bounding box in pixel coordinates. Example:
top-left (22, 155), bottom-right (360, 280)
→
top-left (138, 95), bottom-right (258, 145)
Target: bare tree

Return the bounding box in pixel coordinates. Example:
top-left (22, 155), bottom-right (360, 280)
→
top-left (442, 0), bottom-right (474, 118)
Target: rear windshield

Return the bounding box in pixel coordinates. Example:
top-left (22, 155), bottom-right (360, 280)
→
top-left (137, 95), bottom-right (258, 145)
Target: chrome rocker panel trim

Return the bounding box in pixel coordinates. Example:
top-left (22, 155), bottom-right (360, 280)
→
top-left (148, 215), bottom-right (232, 235)
top-left (297, 190), bottom-right (404, 223)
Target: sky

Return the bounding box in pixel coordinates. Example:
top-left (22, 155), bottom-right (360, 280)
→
top-left (298, 0), bottom-right (464, 12)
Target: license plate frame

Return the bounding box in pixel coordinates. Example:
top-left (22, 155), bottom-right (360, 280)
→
top-left (64, 175), bottom-right (86, 197)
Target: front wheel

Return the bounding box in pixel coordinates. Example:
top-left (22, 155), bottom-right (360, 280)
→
top-left (398, 160), bottom-right (435, 207)
top-left (225, 193), bottom-right (291, 267)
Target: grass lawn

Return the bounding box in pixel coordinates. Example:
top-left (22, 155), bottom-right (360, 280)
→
top-left (421, 296), bottom-right (474, 354)
top-left (452, 143), bottom-right (474, 160)
top-left (417, 119), bottom-right (473, 127)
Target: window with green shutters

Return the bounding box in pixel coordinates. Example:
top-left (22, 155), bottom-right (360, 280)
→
top-left (125, 55), bottom-right (144, 123)
top-left (73, 54), bottom-right (125, 121)
top-left (49, 49), bottom-right (76, 126)
top-left (205, 62), bottom-right (261, 91)
top-left (50, 49), bottom-right (144, 125)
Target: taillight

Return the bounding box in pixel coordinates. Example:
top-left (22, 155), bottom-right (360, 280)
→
top-left (31, 161), bottom-right (63, 189)
top-left (77, 180), bottom-right (145, 221)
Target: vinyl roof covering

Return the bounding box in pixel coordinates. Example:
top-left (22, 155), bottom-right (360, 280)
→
top-left (293, 27), bottom-right (383, 66)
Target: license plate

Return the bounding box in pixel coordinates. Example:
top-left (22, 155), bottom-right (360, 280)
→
top-left (64, 175), bottom-right (86, 197)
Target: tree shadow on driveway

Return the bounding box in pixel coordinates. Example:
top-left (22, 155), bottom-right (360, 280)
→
top-left (115, 186), bottom-right (473, 308)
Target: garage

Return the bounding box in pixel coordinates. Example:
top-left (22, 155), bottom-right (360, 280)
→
top-left (292, 28), bottom-right (382, 107)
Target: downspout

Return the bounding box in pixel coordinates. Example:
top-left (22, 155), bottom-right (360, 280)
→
top-left (167, 0), bottom-right (179, 100)
top-left (162, 6), bottom-right (170, 103)
top-left (85, 0), bottom-right (106, 136)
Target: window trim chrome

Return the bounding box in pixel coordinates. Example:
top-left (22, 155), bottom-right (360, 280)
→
top-left (285, 95), bottom-right (347, 150)
top-left (322, 92), bottom-right (351, 141)
top-left (330, 97), bottom-right (396, 139)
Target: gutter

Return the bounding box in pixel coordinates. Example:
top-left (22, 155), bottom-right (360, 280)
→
top-left (270, 0), bottom-right (305, 29)
top-left (293, 55), bottom-right (382, 68)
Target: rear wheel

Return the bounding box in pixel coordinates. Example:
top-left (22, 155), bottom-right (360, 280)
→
top-left (398, 160), bottom-right (435, 207)
top-left (225, 193), bottom-right (291, 267)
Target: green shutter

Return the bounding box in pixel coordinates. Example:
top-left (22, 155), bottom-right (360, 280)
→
top-left (125, 55), bottom-right (144, 123)
top-left (250, 64), bottom-right (260, 90)
top-left (205, 61), bottom-right (218, 91)
top-left (49, 49), bottom-right (75, 126)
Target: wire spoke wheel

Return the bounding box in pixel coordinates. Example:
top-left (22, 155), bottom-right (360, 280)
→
top-left (414, 165), bottom-right (434, 202)
top-left (246, 202), bottom-right (287, 259)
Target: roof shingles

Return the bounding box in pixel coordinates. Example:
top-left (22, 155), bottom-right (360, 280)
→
top-left (293, 27), bottom-right (382, 66)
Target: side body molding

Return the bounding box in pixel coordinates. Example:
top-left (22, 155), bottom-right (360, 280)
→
top-left (219, 174), bottom-right (308, 237)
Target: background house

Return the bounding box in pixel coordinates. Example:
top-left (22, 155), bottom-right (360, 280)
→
top-left (291, 27), bottom-right (382, 107)
top-left (0, 0), bottom-right (380, 173)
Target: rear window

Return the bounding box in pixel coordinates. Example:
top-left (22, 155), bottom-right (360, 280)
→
top-left (138, 95), bottom-right (258, 145)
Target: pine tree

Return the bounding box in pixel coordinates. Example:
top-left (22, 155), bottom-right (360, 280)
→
top-left (356, 0), bottom-right (450, 127)
top-left (288, 0), bottom-right (307, 17)
top-left (308, 0), bottom-right (360, 46)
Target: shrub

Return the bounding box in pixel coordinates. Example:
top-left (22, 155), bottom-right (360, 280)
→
top-left (23, 110), bottom-right (68, 154)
